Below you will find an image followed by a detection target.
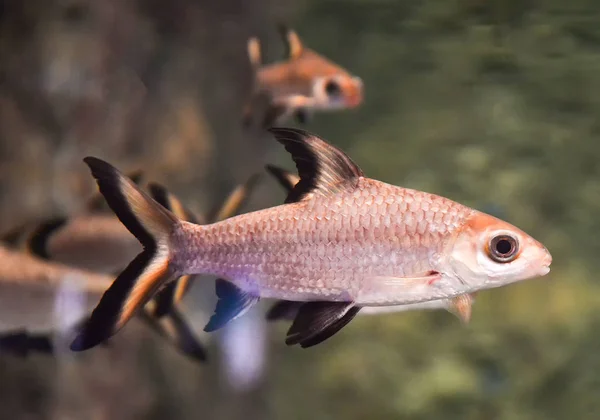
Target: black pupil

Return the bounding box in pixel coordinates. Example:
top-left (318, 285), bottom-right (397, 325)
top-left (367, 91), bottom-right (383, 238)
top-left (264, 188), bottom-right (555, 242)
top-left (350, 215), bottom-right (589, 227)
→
top-left (325, 80), bottom-right (340, 96)
top-left (495, 239), bottom-right (512, 255)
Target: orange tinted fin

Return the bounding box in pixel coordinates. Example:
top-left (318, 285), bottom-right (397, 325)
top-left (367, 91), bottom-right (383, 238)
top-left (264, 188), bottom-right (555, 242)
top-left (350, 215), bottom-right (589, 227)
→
top-left (70, 158), bottom-right (180, 352)
top-left (147, 182), bottom-right (202, 318)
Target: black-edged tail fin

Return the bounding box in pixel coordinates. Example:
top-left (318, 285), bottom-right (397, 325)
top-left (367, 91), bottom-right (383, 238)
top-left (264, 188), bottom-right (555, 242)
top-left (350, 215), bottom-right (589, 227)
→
top-left (85, 169), bottom-right (144, 213)
top-left (70, 157), bottom-right (181, 352)
top-left (148, 182), bottom-right (202, 318)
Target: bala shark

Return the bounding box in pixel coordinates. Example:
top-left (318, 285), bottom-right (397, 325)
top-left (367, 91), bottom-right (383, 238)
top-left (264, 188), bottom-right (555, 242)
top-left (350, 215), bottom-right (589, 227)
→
top-left (70, 127), bottom-right (551, 352)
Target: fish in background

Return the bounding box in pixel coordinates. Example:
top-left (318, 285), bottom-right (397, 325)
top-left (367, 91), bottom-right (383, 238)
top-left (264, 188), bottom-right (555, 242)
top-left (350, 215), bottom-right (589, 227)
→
top-left (243, 25), bottom-right (363, 129)
top-left (0, 244), bottom-right (206, 361)
top-left (263, 164), bottom-right (477, 324)
top-left (70, 127), bottom-right (551, 352)
top-left (1, 171), bottom-right (146, 275)
top-left (0, 171), bottom-right (261, 360)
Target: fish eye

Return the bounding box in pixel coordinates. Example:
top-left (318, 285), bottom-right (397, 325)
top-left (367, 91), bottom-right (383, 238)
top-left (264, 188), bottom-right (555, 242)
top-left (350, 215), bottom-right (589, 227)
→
top-left (324, 80), bottom-right (341, 97)
top-left (487, 234), bottom-right (519, 263)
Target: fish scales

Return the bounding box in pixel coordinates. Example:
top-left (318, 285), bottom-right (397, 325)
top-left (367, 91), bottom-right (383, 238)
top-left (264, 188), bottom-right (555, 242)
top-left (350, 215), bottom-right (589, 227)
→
top-left (172, 177), bottom-right (473, 303)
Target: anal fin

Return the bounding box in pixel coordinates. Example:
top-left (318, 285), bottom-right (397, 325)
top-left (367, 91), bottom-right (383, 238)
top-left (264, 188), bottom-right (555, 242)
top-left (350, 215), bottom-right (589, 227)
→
top-left (204, 279), bottom-right (260, 332)
top-left (286, 302), bottom-right (361, 348)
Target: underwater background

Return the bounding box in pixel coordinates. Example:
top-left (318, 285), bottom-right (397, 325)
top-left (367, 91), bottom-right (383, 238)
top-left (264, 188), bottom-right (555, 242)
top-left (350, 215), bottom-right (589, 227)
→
top-left (0, 0), bottom-right (599, 418)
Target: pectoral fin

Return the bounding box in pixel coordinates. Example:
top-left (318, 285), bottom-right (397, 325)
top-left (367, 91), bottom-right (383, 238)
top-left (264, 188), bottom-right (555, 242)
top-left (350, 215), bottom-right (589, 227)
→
top-left (204, 279), bottom-right (260, 332)
top-left (447, 294), bottom-right (474, 324)
top-left (286, 302), bottom-right (361, 348)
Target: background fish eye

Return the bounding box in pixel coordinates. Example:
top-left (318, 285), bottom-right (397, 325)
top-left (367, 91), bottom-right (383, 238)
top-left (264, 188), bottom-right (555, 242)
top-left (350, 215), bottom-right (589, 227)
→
top-left (487, 234), bottom-right (519, 263)
top-left (324, 79), bottom-right (341, 97)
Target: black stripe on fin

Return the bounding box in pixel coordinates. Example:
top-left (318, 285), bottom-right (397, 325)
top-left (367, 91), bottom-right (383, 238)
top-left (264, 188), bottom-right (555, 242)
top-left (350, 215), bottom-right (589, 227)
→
top-left (285, 302), bottom-right (361, 348)
top-left (70, 157), bottom-right (179, 352)
top-left (27, 217), bottom-right (68, 259)
top-left (204, 279), bottom-right (260, 332)
top-left (268, 127), bottom-right (364, 203)
top-left (266, 300), bottom-right (302, 322)
top-left (265, 165), bottom-right (299, 194)
top-left (85, 169), bottom-right (144, 212)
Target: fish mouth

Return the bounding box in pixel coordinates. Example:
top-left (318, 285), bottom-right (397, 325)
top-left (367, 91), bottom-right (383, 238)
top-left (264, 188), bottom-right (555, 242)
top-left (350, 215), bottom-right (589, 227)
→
top-left (539, 264), bottom-right (551, 276)
top-left (344, 93), bottom-right (362, 108)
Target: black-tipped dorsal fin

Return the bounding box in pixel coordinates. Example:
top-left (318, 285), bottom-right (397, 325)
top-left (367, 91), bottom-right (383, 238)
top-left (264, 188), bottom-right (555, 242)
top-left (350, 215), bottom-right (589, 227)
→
top-left (265, 164), bottom-right (299, 194)
top-left (278, 24), bottom-right (303, 60)
top-left (285, 302), bottom-right (361, 348)
top-left (268, 127), bottom-right (364, 203)
top-left (27, 217), bottom-right (68, 259)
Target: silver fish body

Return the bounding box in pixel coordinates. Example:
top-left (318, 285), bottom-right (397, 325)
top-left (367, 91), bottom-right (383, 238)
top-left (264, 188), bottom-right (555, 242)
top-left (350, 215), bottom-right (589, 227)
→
top-left (71, 127), bottom-right (551, 351)
top-left (174, 178), bottom-right (473, 305)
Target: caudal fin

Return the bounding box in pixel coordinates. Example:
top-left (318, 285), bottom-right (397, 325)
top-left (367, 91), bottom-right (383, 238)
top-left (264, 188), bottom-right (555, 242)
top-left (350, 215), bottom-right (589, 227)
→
top-left (70, 157), bottom-right (180, 352)
top-left (147, 182), bottom-right (201, 318)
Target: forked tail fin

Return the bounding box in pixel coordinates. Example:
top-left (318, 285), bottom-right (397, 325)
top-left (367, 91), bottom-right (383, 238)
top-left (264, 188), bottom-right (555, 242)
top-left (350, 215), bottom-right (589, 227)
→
top-left (70, 157), bottom-right (181, 352)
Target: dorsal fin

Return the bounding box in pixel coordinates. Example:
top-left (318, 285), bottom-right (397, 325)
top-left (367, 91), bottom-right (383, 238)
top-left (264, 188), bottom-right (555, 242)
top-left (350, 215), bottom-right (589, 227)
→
top-left (247, 36), bottom-right (262, 68)
top-left (27, 217), bottom-right (68, 259)
top-left (268, 127), bottom-right (364, 203)
top-left (278, 24), bottom-right (303, 60)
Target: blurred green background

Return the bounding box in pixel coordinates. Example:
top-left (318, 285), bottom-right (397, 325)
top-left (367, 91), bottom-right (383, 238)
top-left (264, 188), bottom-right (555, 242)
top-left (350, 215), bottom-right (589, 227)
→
top-left (1, 0), bottom-right (599, 419)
